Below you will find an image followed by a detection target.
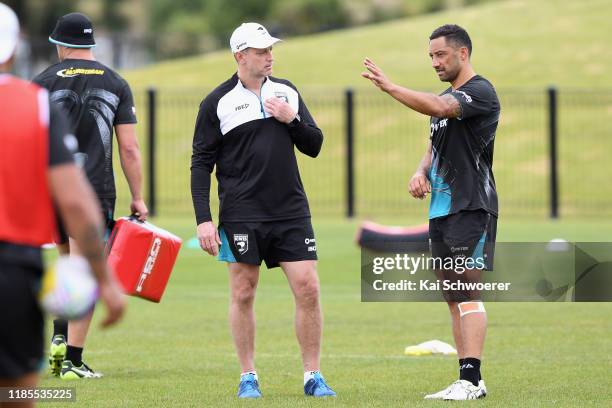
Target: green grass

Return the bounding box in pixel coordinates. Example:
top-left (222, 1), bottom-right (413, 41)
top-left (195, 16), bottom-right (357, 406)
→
top-left (40, 217), bottom-right (612, 407)
top-left (110, 0), bottom-right (612, 219)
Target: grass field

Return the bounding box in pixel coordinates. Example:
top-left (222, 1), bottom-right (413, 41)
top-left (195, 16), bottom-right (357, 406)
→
top-left (40, 217), bottom-right (612, 407)
top-left (35, 0), bottom-right (612, 405)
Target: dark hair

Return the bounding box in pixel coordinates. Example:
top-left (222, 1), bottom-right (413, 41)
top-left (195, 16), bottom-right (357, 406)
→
top-left (429, 24), bottom-right (472, 56)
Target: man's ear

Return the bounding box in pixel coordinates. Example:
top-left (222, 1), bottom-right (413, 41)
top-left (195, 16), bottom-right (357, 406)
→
top-left (234, 50), bottom-right (248, 65)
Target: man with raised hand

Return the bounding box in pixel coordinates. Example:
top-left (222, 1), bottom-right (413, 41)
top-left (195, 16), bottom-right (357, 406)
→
top-left (363, 24), bottom-right (500, 400)
top-left (33, 12), bottom-right (147, 380)
top-left (191, 22), bottom-right (335, 399)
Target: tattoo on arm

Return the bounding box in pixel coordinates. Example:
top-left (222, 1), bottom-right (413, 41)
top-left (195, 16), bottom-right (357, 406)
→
top-left (441, 94), bottom-right (462, 118)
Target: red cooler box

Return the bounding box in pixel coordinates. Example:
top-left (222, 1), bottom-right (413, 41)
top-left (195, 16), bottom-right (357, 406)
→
top-left (106, 217), bottom-right (182, 302)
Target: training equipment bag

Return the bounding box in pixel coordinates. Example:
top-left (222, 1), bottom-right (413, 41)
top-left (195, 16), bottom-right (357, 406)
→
top-left (106, 217), bottom-right (182, 302)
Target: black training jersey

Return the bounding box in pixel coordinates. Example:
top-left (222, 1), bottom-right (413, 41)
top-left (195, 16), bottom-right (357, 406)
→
top-left (428, 75), bottom-right (500, 219)
top-left (33, 59), bottom-right (137, 199)
top-left (191, 73), bottom-right (323, 224)
top-left (48, 103), bottom-right (77, 167)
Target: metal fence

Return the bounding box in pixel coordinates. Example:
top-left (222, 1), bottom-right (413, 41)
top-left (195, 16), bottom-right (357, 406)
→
top-left (113, 87), bottom-right (611, 220)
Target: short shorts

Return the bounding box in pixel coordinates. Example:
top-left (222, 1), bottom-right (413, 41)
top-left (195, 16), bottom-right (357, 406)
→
top-left (56, 196), bottom-right (116, 244)
top-left (429, 209), bottom-right (497, 302)
top-left (218, 218), bottom-right (318, 269)
top-left (0, 245), bottom-right (44, 379)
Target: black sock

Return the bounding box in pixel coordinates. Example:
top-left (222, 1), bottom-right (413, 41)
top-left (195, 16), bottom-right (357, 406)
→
top-left (53, 319), bottom-right (68, 339)
top-left (66, 346), bottom-right (83, 366)
top-left (459, 358), bottom-right (482, 382)
top-left (459, 357), bottom-right (481, 386)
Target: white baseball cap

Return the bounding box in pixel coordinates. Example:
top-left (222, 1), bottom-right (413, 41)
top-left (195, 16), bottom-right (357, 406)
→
top-left (230, 22), bottom-right (281, 53)
top-left (0, 3), bottom-right (19, 64)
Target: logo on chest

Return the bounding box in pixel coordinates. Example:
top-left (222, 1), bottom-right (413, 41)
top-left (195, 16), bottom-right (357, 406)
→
top-left (274, 91), bottom-right (288, 103)
top-left (430, 118), bottom-right (449, 137)
top-left (235, 103), bottom-right (249, 111)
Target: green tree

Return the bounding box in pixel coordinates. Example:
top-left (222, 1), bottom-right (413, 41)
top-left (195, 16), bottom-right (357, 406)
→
top-left (204, 0), bottom-right (275, 44)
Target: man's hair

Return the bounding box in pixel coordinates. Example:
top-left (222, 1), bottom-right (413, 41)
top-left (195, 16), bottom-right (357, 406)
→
top-left (429, 24), bottom-right (472, 56)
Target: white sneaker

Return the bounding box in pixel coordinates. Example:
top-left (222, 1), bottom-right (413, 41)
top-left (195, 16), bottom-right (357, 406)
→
top-left (442, 379), bottom-right (486, 400)
top-left (424, 382), bottom-right (455, 400)
top-left (479, 380), bottom-right (487, 397)
top-left (424, 379), bottom-right (487, 400)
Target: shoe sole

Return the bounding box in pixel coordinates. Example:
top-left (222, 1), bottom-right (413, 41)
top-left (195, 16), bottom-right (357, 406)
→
top-left (49, 343), bottom-right (66, 377)
top-left (60, 370), bottom-right (103, 380)
top-left (60, 371), bottom-right (83, 380)
top-left (443, 393), bottom-right (487, 401)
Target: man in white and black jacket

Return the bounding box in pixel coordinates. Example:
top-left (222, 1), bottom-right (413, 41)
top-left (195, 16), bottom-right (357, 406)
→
top-left (191, 22), bottom-right (336, 399)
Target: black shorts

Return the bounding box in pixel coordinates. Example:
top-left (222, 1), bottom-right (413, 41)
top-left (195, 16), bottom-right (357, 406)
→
top-left (218, 218), bottom-right (318, 269)
top-left (0, 250), bottom-right (44, 379)
top-left (429, 209), bottom-right (497, 302)
top-left (56, 197), bottom-right (116, 244)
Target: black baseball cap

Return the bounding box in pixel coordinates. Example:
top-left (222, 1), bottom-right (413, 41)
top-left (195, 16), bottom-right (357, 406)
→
top-left (49, 12), bottom-right (96, 48)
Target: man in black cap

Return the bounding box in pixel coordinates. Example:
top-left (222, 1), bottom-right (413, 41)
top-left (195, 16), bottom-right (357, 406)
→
top-left (33, 12), bottom-right (147, 380)
top-left (1, 3), bottom-right (125, 399)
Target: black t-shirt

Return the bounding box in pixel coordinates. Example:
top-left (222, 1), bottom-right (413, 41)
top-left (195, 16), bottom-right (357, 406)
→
top-left (33, 59), bottom-right (137, 198)
top-left (49, 103), bottom-right (77, 167)
top-left (191, 74), bottom-right (323, 224)
top-left (428, 75), bottom-right (500, 219)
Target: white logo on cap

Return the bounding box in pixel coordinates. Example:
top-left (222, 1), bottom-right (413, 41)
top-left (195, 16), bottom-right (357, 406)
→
top-left (84, 28), bottom-right (92, 34)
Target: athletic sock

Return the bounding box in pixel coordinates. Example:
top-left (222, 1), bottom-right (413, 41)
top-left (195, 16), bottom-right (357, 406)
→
top-left (53, 319), bottom-right (68, 339)
top-left (304, 370), bottom-right (320, 385)
top-left (459, 357), bottom-right (481, 386)
top-left (459, 358), bottom-right (481, 382)
top-left (241, 371), bottom-right (258, 383)
top-left (66, 346), bottom-right (83, 367)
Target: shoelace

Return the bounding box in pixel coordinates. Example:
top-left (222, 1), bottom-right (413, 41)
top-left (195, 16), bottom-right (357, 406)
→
top-left (239, 379), bottom-right (258, 392)
top-left (309, 377), bottom-right (332, 393)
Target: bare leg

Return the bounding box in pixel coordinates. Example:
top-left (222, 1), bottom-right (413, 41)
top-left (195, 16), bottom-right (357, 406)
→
top-left (459, 305), bottom-right (487, 359)
top-left (66, 237), bottom-right (94, 349)
top-left (459, 269), bottom-right (487, 359)
top-left (280, 260), bottom-right (321, 372)
top-left (447, 301), bottom-right (465, 358)
top-left (228, 263), bottom-right (260, 373)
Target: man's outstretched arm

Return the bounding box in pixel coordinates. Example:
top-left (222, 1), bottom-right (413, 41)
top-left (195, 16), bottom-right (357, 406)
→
top-left (361, 57), bottom-right (461, 118)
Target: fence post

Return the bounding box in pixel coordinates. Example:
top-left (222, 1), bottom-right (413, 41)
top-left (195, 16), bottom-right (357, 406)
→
top-left (345, 88), bottom-right (355, 218)
top-left (548, 86), bottom-right (559, 219)
top-left (147, 87), bottom-right (157, 217)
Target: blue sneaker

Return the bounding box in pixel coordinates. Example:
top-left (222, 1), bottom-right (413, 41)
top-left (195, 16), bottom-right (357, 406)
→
top-left (238, 374), bottom-right (262, 398)
top-left (304, 372), bottom-right (336, 397)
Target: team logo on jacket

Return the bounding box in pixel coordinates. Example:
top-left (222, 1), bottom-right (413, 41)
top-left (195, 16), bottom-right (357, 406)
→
top-left (274, 91), bottom-right (288, 103)
top-left (234, 234), bottom-right (249, 255)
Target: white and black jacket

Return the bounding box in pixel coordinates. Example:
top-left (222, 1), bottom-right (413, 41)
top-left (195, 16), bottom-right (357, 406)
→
top-left (191, 73), bottom-right (323, 224)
